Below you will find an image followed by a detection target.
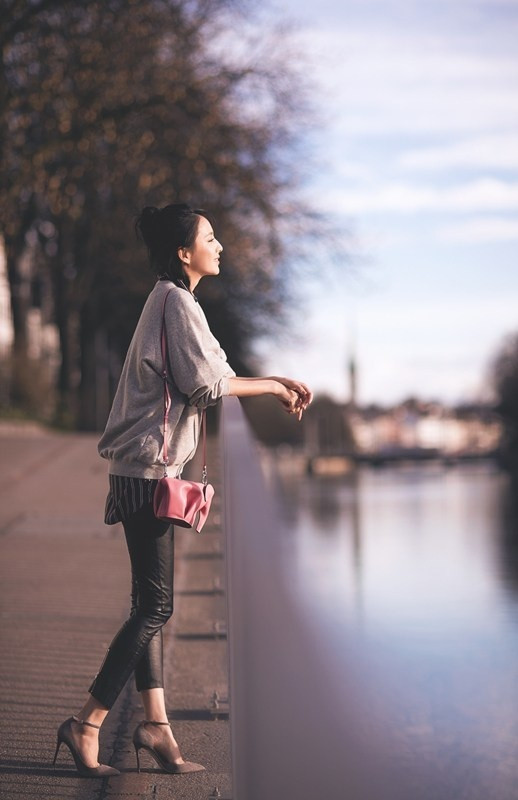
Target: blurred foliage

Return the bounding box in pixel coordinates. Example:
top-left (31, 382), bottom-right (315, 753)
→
top-left (1, 0), bottom-right (332, 429)
top-left (241, 393), bottom-right (356, 451)
top-left (241, 394), bottom-right (305, 446)
top-left (491, 332), bottom-right (518, 472)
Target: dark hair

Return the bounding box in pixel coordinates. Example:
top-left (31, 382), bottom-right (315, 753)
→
top-left (135, 203), bottom-right (213, 289)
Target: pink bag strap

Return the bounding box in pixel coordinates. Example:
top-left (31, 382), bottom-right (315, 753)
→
top-left (160, 288), bottom-right (207, 483)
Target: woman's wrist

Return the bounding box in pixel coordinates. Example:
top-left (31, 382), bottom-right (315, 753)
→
top-left (268, 379), bottom-right (282, 396)
top-left (228, 377), bottom-right (281, 398)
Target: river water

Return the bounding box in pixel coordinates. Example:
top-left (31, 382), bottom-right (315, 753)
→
top-left (269, 459), bottom-right (518, 800)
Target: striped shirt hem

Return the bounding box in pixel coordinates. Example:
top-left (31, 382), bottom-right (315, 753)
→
top-left (104, 475), bottom-right (159, 525)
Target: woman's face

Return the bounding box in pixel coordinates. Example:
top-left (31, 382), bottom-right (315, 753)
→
top-left (181, 215), bottom-right (223, 287)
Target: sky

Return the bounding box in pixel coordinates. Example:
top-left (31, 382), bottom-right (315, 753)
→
top-left (255, 0), bottom-right (518, 406)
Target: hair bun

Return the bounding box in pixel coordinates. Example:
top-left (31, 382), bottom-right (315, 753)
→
top-left (139, 205), bottom-right (160, 226)
top-left (136, 206), bottom-right (161, 247)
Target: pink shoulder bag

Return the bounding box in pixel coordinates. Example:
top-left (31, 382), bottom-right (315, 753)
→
top-left (153, 289), bottom-right (215, 533)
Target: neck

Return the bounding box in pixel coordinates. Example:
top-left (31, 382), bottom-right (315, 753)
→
top-left (183, 271), bottom-right (201, 291)
top-left (177, 277), bottom-right (199, 298)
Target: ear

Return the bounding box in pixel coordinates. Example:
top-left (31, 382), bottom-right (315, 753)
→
top-left (177, 246), bottom-right (191, 266)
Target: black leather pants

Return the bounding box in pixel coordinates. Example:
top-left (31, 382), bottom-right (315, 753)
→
top-left (88, 503), bottom-right (174, 709)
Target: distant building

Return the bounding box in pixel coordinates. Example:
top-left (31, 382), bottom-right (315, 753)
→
top-left (348, 354), bottom-right (357, 408)
top-left (303, 396), bottom-right (502, 461)
top-left (349, 400), bottom-right (501, 458)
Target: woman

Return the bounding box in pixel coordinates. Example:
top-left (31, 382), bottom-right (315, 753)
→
top-left (52, 203), bottom-right (312, 777)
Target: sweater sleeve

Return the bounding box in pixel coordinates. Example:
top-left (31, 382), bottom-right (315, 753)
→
top-left (164, 290), bottom-right (236, 408)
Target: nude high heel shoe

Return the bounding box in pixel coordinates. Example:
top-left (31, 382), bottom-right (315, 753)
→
top-left (52, 715), bottom-right (120, 777)
top-left (133, 720), bottom-right (205, 773)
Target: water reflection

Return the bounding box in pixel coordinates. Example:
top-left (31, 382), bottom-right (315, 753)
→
top-left (268, 458), bottom-right (518, 799)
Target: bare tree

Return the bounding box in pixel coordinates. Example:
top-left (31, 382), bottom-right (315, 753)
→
top-left (1, 0), bottom-right (330, 429)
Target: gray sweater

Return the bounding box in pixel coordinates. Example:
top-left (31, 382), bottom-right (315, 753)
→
top-left (98, 279), bottom-right (236, 479)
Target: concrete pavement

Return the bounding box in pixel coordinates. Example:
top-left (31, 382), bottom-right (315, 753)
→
top-left (0, 421), bottom-right (231, 800)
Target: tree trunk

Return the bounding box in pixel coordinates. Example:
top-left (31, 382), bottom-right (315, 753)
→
top-left (78, 298), bottom-right (100, 431)
top-left (51, 226), bottom-right (78, 427)
top-left (4, 236), bottom-right (32, 408)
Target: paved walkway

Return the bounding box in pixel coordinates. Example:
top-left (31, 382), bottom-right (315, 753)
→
top-left (0, 422), bottom-right (231, 800)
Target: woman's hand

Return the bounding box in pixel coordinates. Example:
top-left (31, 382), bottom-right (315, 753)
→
top-left (270, 376), bottom-right (313, 401)
top-left (271, 377), bottom-right (313, 420)
top-left (227, 376), bottom-right (313, 420)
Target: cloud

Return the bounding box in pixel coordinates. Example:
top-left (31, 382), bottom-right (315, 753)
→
top-left (356, 294), bottom-right (518, 334)
top-left (437, 216), bottom-right (518, 243)
top-left (398, 134), bottom-right (518, 171)
top-left (325, 178), bottom-right (518, 214)
top-left (296, 25), bottom-right (518, 137)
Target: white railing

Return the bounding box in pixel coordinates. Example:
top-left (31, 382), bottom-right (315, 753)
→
top-left (220, 396), bottom-right (409, 800)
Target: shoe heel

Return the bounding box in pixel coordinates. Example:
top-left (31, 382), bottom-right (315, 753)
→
top-left (134, 743), bottom-right (141, 773)
top-left (52, 716), bottom-right (120, 778)
top-left (52, 736), bottom-right (63, 768)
